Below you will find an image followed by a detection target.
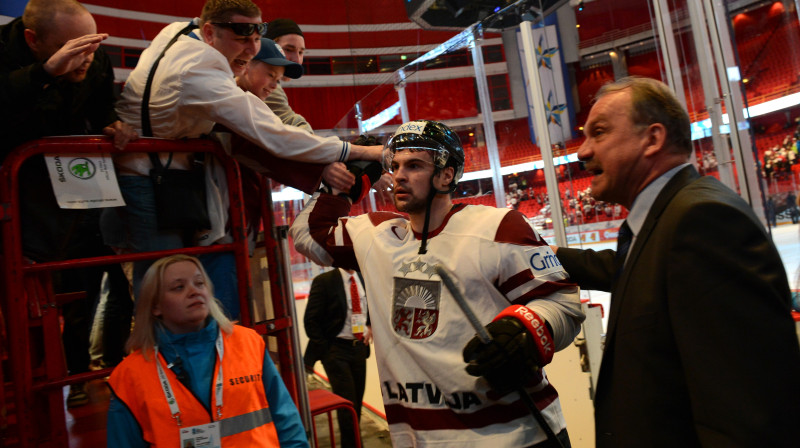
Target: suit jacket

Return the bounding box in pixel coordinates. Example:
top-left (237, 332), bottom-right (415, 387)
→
top-left (558, 166), bottom-right (800, 447)
top-left (303, 270), bottom-right (370, 368)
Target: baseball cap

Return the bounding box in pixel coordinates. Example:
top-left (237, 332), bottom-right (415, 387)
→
top-left (253, 38), bottom-right (303, 79)
top-left (265, 18), bottom-right (303, 40)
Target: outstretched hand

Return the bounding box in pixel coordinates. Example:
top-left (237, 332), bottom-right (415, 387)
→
top-left (43, 33), bottom-right (108, 77)
top-left (322, 162), bottom-right (356, 192)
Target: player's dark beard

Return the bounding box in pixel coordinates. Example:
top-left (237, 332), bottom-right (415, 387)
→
top-left (393, 189), bottom-right (428, 214)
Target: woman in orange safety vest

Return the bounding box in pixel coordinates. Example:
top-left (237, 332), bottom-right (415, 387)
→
top-left (107, 254), bottom-right (308, 447)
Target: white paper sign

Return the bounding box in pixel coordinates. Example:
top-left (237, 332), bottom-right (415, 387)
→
top-left (44, 153), bottom-right (126, 209)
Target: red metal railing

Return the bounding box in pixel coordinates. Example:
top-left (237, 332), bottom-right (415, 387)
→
top-left (0, 137), bottom-right (301, 447)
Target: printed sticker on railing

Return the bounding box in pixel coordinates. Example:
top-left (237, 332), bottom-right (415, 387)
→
top-left (44, 154), bottom-right (126, 209)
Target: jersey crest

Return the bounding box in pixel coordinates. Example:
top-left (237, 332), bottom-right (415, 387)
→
top-left (392, 258), bottom-right (441, 339)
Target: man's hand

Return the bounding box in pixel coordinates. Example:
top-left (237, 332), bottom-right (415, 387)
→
top-left (322, 162), bottom-right (356, 192)
top-left (362, 326), bottom-right (373, 345)
top-left (322, 160), bottom-right (383, 203)
top-left (43, 33), bottom-right (108, 77)
top-left (103, 121), bottom-right (139, 150)
top-left (373, 172), bottom-right (393, 193)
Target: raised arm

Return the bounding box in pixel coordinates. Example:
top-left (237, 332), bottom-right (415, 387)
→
top-left (179, 51), bottom-right (381, 165)
top-left (289, 193), bottom-right (363, 271)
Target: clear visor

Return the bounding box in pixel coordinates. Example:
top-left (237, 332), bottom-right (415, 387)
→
top-left (381, 146), bottom-right (450, 173)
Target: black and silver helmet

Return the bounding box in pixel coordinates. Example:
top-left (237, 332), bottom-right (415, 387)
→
top-left (382, 120), bottom-right (465, 191)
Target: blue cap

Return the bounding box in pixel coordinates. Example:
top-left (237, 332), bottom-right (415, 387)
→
top-left (253, 38), bottom-right (303, 79)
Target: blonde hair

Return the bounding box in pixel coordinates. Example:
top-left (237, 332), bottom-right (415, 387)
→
top-left (126, 254), bottom-right (234, 360)
top-left (22, 0), bottom-right (87, 37)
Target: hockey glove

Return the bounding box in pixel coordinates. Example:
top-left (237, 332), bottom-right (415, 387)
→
top-left (462, 305), bottom-right (554, 394)
top-left (320, 134), bottom-right (384, 202)
top-left (343, 160), bottom-right (384, 203)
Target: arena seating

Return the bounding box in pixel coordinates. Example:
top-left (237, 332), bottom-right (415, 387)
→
top-left (285, 0), bottom-right (800, 225)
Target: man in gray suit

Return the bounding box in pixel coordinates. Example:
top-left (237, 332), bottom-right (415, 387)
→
top-left (555, 76), bottom-right (800, 447)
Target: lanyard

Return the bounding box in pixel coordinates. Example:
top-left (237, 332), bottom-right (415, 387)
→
top-left (155, 329), bottom-right (225, 426)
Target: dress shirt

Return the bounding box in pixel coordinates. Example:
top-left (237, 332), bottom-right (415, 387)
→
top-left (336, 269), bottom-right (366, 340)
top-left (624, 163), bottom-right (691, 253)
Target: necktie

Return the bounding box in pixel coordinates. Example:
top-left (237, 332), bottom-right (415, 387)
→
top-left (350, 275), bottom-right (363, 340)
top-left (615, 221), bottom-right (633, 277)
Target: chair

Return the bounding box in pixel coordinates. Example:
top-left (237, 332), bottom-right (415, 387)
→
top-left (308, 388), bottom-right (362, 448)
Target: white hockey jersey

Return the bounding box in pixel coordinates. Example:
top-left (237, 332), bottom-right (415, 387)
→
top-left (291, 193), bottom-right (584, 447)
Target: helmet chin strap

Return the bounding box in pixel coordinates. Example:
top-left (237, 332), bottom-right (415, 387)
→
top-left (418, 174), bottom-right (456, 255)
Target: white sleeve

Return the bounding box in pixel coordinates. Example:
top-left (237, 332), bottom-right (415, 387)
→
top-left (493, 240), bottom-right (583, 351)
top-left (179, 52), bottom-right (348, 164)
top-left (289, 194), bottom-right (336, 266)
top-left (491, 211), bottom-right (584, 351)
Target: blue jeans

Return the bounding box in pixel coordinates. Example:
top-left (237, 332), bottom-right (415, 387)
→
top-left (112, 176), bottom-right (239, 319)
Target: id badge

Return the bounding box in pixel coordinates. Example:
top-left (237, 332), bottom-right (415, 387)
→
top-left (351, 314), bottom-right (367, 335)
top-left (179, 422), bottom-right (221, 448)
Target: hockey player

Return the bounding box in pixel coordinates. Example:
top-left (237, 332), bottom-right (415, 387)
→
top-left (290, 120), bottom-right (584, 447)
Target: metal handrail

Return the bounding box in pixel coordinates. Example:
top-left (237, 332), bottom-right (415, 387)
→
top-left (0, 136), bottom-right (301, 447)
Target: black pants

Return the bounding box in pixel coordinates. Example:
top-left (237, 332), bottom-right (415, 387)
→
top-left (321, 339), bottom-right (369, 448)
top-left (52, 254), bottom-right (132, 374)
top-left (100, 265), bottom-right (133, 367)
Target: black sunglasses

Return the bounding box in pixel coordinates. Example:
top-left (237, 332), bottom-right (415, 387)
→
top-left (210, 22), bottom-right (267, 37)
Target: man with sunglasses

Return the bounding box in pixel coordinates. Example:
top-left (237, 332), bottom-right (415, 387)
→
top-left (112, 0), bottom-right (381, 308)
top-left (115, 0), bottom-right (380, 186)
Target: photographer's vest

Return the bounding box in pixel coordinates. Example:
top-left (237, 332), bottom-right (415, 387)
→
top-left (109, 326), bottom-right (280, 447)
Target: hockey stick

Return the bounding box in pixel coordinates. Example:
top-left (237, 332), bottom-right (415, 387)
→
top-left (435, 265), bottom-right (565, 448)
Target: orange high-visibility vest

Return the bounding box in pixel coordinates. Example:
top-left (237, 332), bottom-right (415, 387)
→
top-left (109, 325), bottom-right (281, 447)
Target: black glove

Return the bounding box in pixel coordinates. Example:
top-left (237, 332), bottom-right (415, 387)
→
top-left (462, 317), bottom-right (543, 394)
top-left (320, 134), bottom-right (384, 202)
top-left (342, 160), bottom-right (383, 203)
top-left (351, 134), bottom-right (382, 146)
